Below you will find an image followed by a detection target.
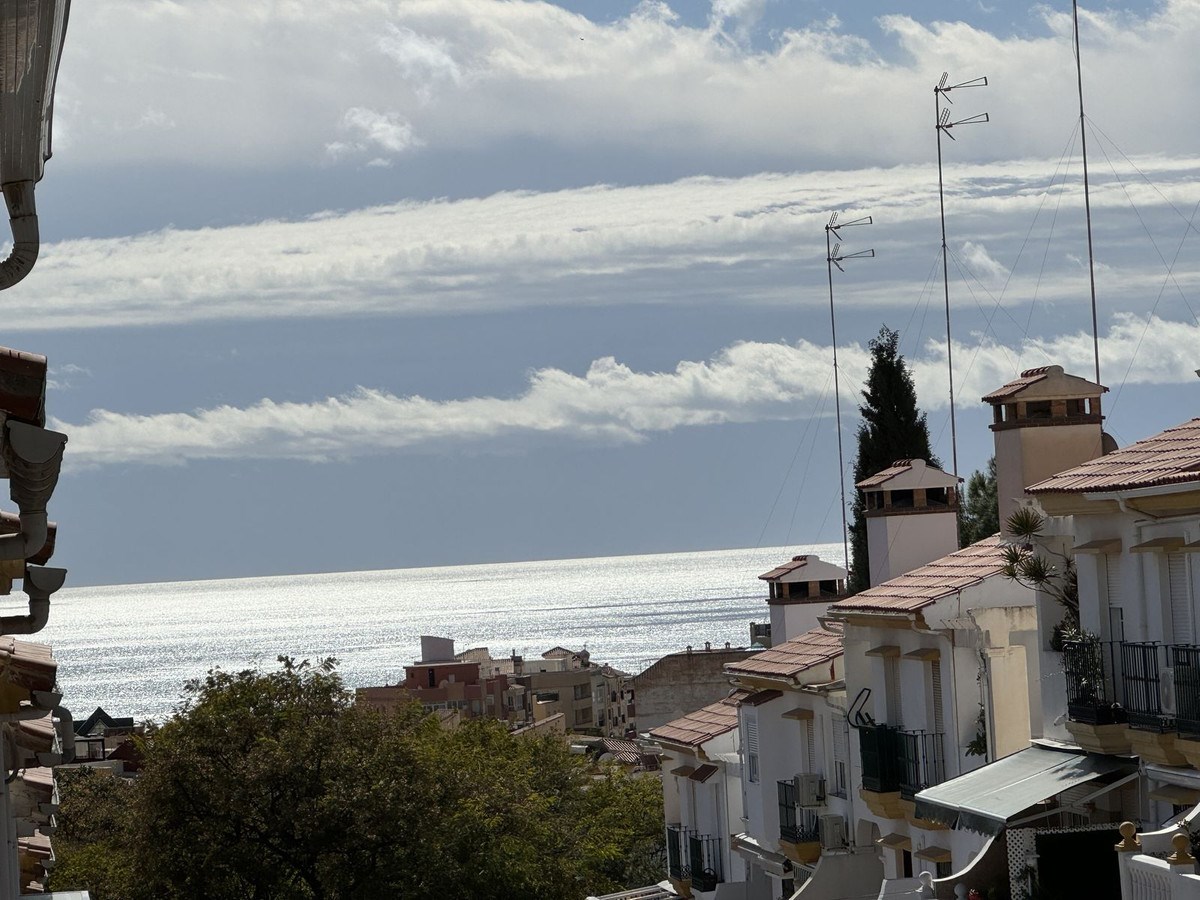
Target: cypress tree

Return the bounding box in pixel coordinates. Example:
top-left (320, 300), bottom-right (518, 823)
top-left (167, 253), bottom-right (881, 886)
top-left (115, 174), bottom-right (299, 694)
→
top-left (847, 327), bottom-right (937, 593)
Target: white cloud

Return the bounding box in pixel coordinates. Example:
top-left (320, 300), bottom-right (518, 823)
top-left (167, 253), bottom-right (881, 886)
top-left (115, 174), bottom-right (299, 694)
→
top-left (52, 0), bottom-right (1200, 173)
top-left (958, 241), bottom-right (1009, 281)
top-left (9, 155), bottom-right (1200, 331)
top-left (56, 315), bottom-right (1200, 467)
top-left (326, 107), bottom-right (422, 161)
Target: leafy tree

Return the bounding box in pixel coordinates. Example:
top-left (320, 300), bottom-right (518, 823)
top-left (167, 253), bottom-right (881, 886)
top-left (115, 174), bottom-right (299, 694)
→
top-left (848, 327), bottom-right (937, 592)
top-left (960, 456), bottom-right (1000, 546)
top-left (53, 657), bottom-right (664, 900)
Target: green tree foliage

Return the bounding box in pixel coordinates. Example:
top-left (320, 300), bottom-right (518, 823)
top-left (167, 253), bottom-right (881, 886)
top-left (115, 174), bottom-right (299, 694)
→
top-left (53, 658), bottom-right (664, 900)
top-left (848, 327), bottom-right (937, 592)
top-left (1001, 507), bottom-right (1080, 644)
top-left (960, 456), bottom-right (999, 546)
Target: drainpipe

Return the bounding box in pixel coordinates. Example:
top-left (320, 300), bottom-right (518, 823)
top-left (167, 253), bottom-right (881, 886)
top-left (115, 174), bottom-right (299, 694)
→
top-left (0, 421), bottom-right (66, 562)
top-left (0, 182), bottom-right (38, 292)
top-left (0, 567), bottom-right (65, 636)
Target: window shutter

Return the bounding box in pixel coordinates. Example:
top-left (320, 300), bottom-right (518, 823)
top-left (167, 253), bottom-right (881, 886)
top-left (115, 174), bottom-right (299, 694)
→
top-left (806, 720), bottom-right (817, 773)
top-left (931, 660), bottom-right (945, 735)
top-left (1170, 553), bottom-right (1194, 644)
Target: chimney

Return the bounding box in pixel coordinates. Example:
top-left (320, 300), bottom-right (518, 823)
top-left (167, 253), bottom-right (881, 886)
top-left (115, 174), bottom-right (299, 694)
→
top-left (758, 553), bottom-right (848, 642)
top-left (982, 365), bottom-right (1108, 530)
top-left (858, 458), bottom-right (960, 585)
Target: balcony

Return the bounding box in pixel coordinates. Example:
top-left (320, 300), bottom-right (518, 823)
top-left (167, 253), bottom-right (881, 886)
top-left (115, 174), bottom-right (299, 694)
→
top-left (1120, 642), bottom-right (1174, 732)
top-left (859, 723), bottom-right (946, 799)
top-left (1173, 645), bottom-right (1200, 739)
top-left (666, 824), bottom-right (691, 881)
top-left (688, 833), bottom-right (724, 893)
top-left (897, 730), bottom-right (946, 800)
top-left (778, 780), bottom-right (821, 843)
top-left (859, 723), bottom-right (902, 793)
top-left (1063, 639), bottom-right (1127, 726)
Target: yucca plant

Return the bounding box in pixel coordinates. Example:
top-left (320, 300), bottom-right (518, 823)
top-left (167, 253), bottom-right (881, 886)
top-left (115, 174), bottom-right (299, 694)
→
top-left (1001, 507), bottom-right (1080, 639)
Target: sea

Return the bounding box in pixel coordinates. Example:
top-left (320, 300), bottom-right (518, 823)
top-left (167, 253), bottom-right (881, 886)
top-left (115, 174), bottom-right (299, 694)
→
top-left (33, 543), bottom-right (842, 722)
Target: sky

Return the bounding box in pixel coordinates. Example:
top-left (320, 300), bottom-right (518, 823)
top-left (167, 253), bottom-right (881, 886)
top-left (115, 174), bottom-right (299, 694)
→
top-left (7, 0), bottom-right (1200, 586)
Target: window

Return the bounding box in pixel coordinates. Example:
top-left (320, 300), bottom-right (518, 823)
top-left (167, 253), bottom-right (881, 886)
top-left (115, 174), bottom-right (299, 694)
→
top-left (930, 660), bottom-right (944, 735)
top-left (831, 713), bottom-right (848, 798)
top-left (427, 668), bottom-right (436, 688)
top-left (805, 720), bottom-right (817, 774)
top-left (936, 861), bottom-right (952, 879)
top-left (745, 716), bottom-right (760, 783)
top-left (1169, 552), bottom-right (1194, 644)
top-left (885, 658), bottom-right (902, 727)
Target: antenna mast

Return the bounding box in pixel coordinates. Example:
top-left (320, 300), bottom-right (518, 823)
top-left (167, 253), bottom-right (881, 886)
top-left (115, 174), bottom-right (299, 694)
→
top-left (825, 213), bottom-right (874, 572)
top-left (934, 72), bottom-right (988, 481)
top-left (1073, 0), bottom-right (1101, 385)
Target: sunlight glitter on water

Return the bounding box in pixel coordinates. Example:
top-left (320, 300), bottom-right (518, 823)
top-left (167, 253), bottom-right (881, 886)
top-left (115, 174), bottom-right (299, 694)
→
top-left (35, 543), bottom-right (843, 720)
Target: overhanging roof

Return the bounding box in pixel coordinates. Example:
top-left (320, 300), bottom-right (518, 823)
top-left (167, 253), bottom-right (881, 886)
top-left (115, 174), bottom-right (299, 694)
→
top-left (913, 746), bottom-right (1131, 835)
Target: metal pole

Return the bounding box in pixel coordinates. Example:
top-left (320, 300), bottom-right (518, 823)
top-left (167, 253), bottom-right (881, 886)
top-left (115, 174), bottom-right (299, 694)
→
top-left (935, 87), bottom-right (959, 481)
top-left (1074, 0), bottom-right (1102, 386)
top-left (826, 227), bottom-right (850, 572)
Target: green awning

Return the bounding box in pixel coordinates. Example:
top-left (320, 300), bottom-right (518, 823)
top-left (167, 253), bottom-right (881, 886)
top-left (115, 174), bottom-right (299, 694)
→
top-left (913, 746), bottom-right (1131, 835)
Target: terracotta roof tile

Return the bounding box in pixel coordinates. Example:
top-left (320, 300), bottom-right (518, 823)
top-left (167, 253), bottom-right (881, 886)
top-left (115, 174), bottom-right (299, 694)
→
top-left (725, 628), bottom-right (843, 679)
top-left (856, 459), bottom-right (919, 489)
top-left (1028, 418), bottom-right (1200, 495)
top-left (649, 694), bottom-right (742, 748)
top-left (981, 368), bottom-right (1051, 401)
top-left (759, 556), bottom-right (812, 580)
top-left (829, 535), bottom-right (1008, 614)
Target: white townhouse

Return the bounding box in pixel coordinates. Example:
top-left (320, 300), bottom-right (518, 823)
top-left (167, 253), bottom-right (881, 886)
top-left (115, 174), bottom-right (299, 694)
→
top-left (1024, 418), bottom-right (1200, 819)
top-left (651, 692), bottom-right (747, 899)
top-left (724, 624), bottom-right (886, 900)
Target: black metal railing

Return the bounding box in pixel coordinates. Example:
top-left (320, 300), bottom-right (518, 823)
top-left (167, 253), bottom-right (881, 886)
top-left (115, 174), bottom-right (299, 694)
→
top-left (1121, 641), bottom-right (1174, 732)
top-left (666, 824), bottom-right (691, 880)
top-left (778, 780), bottom-right (820, 842)
top-left (1174, 645), bottom-right (1200, 739)
top-left (859, 723), bottom-right (902, 793)
top-left (1063, 639), bottom-right (1126, 726)
top-left (897, 730), bottom-right (946, 799)
top-left (688, 833), bottom-right (724, 892)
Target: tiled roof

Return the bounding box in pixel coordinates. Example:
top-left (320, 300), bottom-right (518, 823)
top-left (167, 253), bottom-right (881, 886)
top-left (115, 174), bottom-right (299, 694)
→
top-left (981, 367), bottom-right (1054, 402)
top-left (1028, 418), bottom-right (1200, 495)
top-left (856, 459), bottom-right (920, 489)
top-left (759, 556), bottom-right (813, 580)
top-left (829, 535), bottom-right (1008, 614)
top-left (981, 364), bottom-right (1107, 403)
top-left (726, 628), bottom-right (843, 679)
top-left (649, 692), bottom-right (744, 748)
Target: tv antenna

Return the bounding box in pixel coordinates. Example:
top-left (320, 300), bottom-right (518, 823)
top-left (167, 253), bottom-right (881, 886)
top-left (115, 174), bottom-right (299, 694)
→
top-left (1073, 0), bottom-right (1101, 386)
top-left (934, 72), bottom-right (988, 481)
top-left (825, 212), bottom-right (874, 572)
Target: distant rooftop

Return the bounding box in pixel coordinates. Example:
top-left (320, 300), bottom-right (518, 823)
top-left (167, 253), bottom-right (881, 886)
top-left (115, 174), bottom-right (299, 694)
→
top-left (649, 690), bottom-right (746, 748)
top-left (982, 364), bottom-right (1106, 403)
top-left (725, 627), bottom-right (842, 680)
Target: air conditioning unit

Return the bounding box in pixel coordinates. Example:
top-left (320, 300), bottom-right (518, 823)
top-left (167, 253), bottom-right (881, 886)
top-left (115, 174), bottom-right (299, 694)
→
top-left (1162, 668), bottom-right (1177, 714)
top-left (818, 814), bottom-right (846, 850)
top-left (795, 773), bottom-right (826, 807)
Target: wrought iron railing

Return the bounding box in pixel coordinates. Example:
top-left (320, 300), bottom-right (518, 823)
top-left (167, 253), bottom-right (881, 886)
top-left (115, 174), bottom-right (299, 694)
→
top-left (778, 780), bottom-right (820, 842)
top-left (688, 833), bottom-right (724, 892)
top-left (1173, 645), bottom-right (1200, 739)
top-left (859, 723), bottom-right (902, 793)
top-left (1063, 638), bottom-right (1126, 726)
top-left (1121, 641), bottom-right (1174, 732)
top-left (666, 824), bottom-right (690, 880)
top-left (897, 730), bottom-right (946, 799)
